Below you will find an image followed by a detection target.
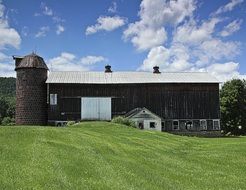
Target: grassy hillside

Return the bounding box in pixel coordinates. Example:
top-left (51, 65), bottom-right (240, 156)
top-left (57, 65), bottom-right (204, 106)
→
top-left (0, 122), bottom-right (245, 190)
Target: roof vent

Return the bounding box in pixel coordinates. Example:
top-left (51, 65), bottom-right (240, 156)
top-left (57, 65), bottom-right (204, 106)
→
top-left (105, 65), bottom-right (112, 73)
top-left (153, 66), bottom-right (161, 74)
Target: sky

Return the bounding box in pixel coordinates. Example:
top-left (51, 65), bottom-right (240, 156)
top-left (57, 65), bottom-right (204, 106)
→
top-left (0, 0), bottom-right (245, 81)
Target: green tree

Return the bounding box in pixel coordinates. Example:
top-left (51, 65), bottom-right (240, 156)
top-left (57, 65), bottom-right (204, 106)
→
top-left (6, 97), bottom-right (16, 118)
top-left (220, 79), bottom-right (246, 135)
top-left (0, 77), bottom-right (16, 97)
top-left (0, 97), bottom-right (9, 124)
top-left (0, 77), bottom-right (16, 125)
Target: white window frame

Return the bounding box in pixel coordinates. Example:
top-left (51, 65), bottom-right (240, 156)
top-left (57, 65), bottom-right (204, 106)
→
top-left (213, 120), bottom-right (220, 130)
top-left (200, 120), bottom-right (207, 130)
top-left (50, 94), bottom-right (57, 105)
top-left (172, 120), bottom-right (179, 130)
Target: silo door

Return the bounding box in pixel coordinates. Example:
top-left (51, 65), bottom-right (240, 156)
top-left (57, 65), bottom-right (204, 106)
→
top-left (81, 97), bottom-right (111, 120)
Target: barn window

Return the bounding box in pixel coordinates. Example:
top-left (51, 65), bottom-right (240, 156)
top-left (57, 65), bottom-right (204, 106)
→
top-left (179, 120), bottom-right (186, 130)
top-left (200, 120), bottom-right (207, 130)
top-left (50, 94), bottom-right (57, 105)
top-left (193, 120), bottom-right (200, 131)
top-left (207, 120), bottom-right (213, 131)
top-left (213, 120), bottom-right (220, 130)
top-left (185, 120), bottom-right (193, 130)
top-left (150, 122), bottom-right (156, 128)
top-left (173, 120), bottom-right (179, 130)
top-left (165, 120), bottom-right (172, 131)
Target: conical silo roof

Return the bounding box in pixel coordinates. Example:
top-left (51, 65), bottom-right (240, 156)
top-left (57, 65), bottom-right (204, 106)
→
top-left (15, 53), bottom-right (48, 70)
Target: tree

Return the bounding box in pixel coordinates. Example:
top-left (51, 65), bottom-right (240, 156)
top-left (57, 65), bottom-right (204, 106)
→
top-left (0, 77), bottom-right (16, 125)
top-left (0, 96), bottom-right (16, 125)
top-left (0, 97), bottom-right (9, 124)
top-left (220, 79), bottom-right (246, 135)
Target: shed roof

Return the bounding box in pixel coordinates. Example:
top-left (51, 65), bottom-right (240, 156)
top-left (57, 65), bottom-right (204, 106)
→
top-left (126, 107), bottom-right (162, 120)
top-left (46, 71), bottom-right (219, 84)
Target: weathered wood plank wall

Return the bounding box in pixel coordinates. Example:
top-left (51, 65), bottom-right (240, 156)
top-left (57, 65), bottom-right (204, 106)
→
top-left (48, 83), bottom-right (220, 121)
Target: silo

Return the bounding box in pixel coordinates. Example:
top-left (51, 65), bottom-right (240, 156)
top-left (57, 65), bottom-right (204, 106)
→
top-left (14, 53), bottom-right (48, 125)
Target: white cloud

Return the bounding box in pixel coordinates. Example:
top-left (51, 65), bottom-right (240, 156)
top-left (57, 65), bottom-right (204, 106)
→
top-left (0, 52), bottom-right (15, 77)
top-left (207, 62), bottom-right (238, 75)
top-left (205, 62), bottom-right (246, 82)
top-left (139, 0), bottom-right (196, 27)
top-left (0, 1), bottom-right (20, 77)
top-left (80, 56), bottom-right (107, 65)
top-left (34, 12), bottom-right (41, 17)
top-left (108, 2), bottom-right (117, 13)
top-left (56, 24), bottom-right (65, 35)
top-left (174, 18), bottom-right (221, 45)
top-left (140, 39), bottom-right (242, 81)
top-left (48, 52), bottom-right (86, 71)
top-left (0, 1), bottom-right (4, 17)
top-left (86, 16), bottom-right (126, 35)
top-left (198, 39), bottom-right (239, 62)
top-left (35, 26), bottom-right (49, 38)
top-left (37, 2), bottom-right (65, 24)
top-left (139, 46), bottom-right (170, 71)
top-left (34, 2), bottom-right (65, 36)
top-left (41, 2), bottom-right (53, 16)
top-left (140, 44), bottom-right (191, 72)
top-left (52, 16), bottom-right (65, 23)
top-left (0, 2), bottom-right (21, 49)
top-left (214, 0), bottom-right (244, 15)
top-left (130, 0), bottom-right (244, 82)
top-left (140, 37), bottom-right (241, 80)
top-left (0, 52), bottom-right (8, 61)
top-left (123, 0), bottom-right (196, 51)
top-left (125, 26), bottom-right (167, 51)
top-left (48, 52), bottom-right (107, 71)
top-left (0, 21), bottom-right (21, 49)
top-left (220, 19), bottom-right (243, 37)
top-left (172, 17), bottom-right (240, 67)
top-left (168, 43), bottom-right (191, 71)
top-left (0, 62), bottom-right (15, 77)
top-left (21, 26), bottom-right (29, 37)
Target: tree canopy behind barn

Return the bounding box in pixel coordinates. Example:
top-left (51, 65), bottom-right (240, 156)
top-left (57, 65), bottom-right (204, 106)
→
top-left (220, 79), bottom-right (246, 135)
top-left (0, 77), bottom-right (16, 125)
top-left (0, 77), bottom-right (16, 97)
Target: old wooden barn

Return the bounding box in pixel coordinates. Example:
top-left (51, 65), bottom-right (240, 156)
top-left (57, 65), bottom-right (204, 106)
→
top-left (14, 53), bottom-right (221, 132)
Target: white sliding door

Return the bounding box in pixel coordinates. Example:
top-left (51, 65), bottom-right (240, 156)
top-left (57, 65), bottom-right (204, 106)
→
top-left (81, 97), bottom-right (111, 120)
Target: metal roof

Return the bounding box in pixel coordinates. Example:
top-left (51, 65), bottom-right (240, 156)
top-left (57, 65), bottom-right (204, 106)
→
top-left (46, 71), bottom-right (219, 84)
top-left (15, 53), bottom-right (48, 70)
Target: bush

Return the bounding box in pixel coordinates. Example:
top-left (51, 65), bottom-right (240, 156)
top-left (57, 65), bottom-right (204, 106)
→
top-left (112, 116), bottom-right (136, 128)
top-left (1, 117), bottom-right (15, 126)
top-left (66, 121), bottom-right (76, 126)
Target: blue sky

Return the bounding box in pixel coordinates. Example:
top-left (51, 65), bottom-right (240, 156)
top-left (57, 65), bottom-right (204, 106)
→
top-left (0, 0), bottom-right (245, 81)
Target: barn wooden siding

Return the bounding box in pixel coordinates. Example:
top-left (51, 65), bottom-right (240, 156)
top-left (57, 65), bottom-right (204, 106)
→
top-left (47, 83), bottom-right (220, 121)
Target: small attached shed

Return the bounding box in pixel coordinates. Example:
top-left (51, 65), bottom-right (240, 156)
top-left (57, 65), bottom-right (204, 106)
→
top-left (126, 108), bottom-right (162, 131)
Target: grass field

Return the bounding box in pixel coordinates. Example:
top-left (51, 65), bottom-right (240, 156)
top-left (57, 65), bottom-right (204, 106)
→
top-left (0, 122), bottom-right (245, 190)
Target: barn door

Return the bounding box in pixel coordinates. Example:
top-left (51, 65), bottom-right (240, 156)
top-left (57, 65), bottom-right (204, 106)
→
top-left (81, 97), bottom-right (111, 120)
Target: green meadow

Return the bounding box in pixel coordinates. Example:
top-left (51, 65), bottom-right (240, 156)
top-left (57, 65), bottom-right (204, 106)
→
top-left (0, 122), bottom-right (245, 190)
